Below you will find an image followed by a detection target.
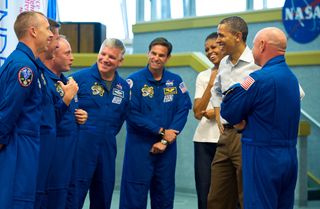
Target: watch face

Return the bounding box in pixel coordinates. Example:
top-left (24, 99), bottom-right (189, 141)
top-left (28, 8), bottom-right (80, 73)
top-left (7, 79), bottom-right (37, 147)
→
top-left (161, 139), bottom-right (168, 145)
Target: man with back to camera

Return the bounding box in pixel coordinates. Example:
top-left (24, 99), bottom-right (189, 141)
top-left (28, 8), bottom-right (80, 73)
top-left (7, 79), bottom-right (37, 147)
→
top-left (69, 38), bottom-right (130, 209)
top-left (0, 11), bottom-right (53, 209)
top-left (207, 16), bottom-right (260, 209)
top-left (120, 37), bottom-right (192, 209)
top-left (193, 32), bottom-right (225, 209)
top-left (220, 27), bottom-right (303, 209)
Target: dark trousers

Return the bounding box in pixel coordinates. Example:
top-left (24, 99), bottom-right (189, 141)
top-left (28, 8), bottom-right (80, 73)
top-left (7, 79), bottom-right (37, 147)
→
top-left (194, 142), bottom-right (217, 209)
top-left (207, 128), bottom-right (243, 209)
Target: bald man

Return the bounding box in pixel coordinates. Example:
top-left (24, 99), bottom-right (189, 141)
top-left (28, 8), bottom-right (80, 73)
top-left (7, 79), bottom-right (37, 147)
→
top-left (0, 11), bottom-right (53, 209)
top-left (220, 27), bottom-right (302, 209)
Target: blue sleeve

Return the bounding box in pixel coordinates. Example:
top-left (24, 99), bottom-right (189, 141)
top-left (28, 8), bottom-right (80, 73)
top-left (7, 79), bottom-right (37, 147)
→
top-left (220, 82), bottom-right (257, 125)
top-left (168, 89), bottom-right (192, 132)
top-left (0, 64), bottom-right (38, 144)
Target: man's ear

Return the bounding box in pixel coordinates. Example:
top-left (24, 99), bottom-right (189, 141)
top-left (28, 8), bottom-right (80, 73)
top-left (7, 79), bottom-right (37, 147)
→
top-left (234, 31), bottom-right (242, 42)
top-left (260, 40), bottom-right (266, 53)
top-left (30, 26), bottom-right (37, 38)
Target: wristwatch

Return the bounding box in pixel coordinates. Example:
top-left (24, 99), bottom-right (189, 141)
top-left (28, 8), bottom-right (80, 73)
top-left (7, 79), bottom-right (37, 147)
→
top-left (160, 139), bottom-right (169, 146)
top-left (159, 128), bottom-right (165, 138)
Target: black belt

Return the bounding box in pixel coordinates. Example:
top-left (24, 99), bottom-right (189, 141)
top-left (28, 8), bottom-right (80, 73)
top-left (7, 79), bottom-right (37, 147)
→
top-left (223, 124), bottom-right (234, 129)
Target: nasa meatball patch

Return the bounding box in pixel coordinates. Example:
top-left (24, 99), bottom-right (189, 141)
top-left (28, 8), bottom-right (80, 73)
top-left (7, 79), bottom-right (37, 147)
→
top-left (18, 67), bottom-right (33, 87)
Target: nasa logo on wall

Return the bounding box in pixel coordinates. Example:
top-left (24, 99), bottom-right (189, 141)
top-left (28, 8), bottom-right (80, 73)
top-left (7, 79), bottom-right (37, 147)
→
top-left (282, 0), bottom-right (320, 44)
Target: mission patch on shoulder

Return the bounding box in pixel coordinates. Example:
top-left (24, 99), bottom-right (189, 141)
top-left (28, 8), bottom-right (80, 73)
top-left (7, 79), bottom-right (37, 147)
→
top-left (18, 67), bottom-right (33, 87)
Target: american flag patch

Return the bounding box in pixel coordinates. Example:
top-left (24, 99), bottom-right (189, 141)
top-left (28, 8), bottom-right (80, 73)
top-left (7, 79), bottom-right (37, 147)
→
top-left (240, 76), bottom-right (255, 90)
top-left (179, 82), bottom-right (188, 93)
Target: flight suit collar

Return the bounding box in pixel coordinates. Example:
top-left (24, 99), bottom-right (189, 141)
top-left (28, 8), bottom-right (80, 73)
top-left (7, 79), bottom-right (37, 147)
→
top-left (36, 59), bottom-right (67, 83)
top-left (17, 42), bottom-right (37, 63)
top-left (91, 63), bottom-right (102, 80)
top-left (144, 65), bottom-right (168, 85)
top-left (226, 45), bottom-right (253, 66)
top-left (90, 63), bottom-right (120, 89)
top-left (263, 55), bottom-right (285, 68)
top-left (46, 67), bottom-right (67, 83)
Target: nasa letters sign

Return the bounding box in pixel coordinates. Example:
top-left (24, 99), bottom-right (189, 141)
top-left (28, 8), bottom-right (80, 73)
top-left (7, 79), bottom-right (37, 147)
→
top-left (282, 0), bottom-right (320, 44)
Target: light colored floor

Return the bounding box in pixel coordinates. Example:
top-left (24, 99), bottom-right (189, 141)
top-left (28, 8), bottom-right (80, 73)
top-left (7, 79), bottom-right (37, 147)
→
top-left (83, 190), bottom-right (197, 209)
top-left (82, 190), bottom-right (320, 209)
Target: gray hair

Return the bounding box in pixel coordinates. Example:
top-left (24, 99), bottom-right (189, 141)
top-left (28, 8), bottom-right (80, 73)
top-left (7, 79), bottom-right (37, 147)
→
top-left (99, 38), bottom-right (126, 58)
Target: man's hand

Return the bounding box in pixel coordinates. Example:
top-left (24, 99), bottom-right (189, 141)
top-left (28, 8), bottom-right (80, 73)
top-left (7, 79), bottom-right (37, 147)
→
top-left (150, 142), bottom-right (167, 154)
top-left (75, 109), bottom-right (88, 125)
top-left (163, 129), bottom-right (179, 144)
top-left (0, 144), bottom-right (4, 150)
top-left (234, 120), bottom-right (246, 131)
top-left (58, 78), bottom-right (79, 106)
top-left (213, 107), bottom-right (224, 134)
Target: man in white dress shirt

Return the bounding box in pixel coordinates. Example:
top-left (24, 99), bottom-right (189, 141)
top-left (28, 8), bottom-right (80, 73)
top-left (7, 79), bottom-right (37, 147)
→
top-left (207, 16), bottom-right (260, 209)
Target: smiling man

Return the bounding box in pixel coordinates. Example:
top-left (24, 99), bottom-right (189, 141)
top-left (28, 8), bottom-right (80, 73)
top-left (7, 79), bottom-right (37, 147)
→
top-left (207, 16), bottom-right (260, 209)
top-left (69, 38), bottom-right (130, 209)
top-left (119, 37), bottom-right (192, 209)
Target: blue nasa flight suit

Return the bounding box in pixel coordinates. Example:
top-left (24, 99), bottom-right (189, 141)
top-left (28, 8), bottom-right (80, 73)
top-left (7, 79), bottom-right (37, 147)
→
top-left (120, 66), bottom-right (192, 209)
top-left (0, 42), bottom-right (43, 209)
top-left (44, 69), bottom-right (78, 209)
top-left (70, 64), bottom-right (130, 209)
top-left (220, 56), bottom-right (301, 209)
top-left (34, 60), bottom-right (66, 209)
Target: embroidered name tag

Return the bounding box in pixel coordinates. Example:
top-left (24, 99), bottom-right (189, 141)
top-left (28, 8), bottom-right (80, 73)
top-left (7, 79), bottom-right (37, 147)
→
top-left (112, 88), bottom-right (124, 98)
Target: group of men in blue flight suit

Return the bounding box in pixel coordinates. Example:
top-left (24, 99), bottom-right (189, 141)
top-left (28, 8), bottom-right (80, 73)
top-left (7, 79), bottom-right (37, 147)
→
top-left (0, 11), bottom-right (302, 209)
top-left (0, 11), bottom-right (87, 209)
top-left (64, 37), bottom-right (192, 209)
top-left (0, 12), bottom-right (192, 208)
